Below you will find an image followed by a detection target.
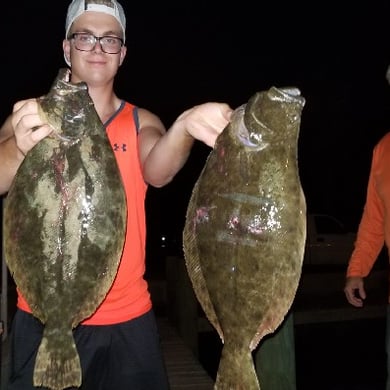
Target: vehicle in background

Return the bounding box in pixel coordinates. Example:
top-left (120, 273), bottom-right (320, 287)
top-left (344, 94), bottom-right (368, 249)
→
top-left (304, 213), bottom-right (356, 268)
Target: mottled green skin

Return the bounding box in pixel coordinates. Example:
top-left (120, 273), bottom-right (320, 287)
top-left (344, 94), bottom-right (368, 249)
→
top-left (3, 68), bottom-right (127, 390)
top-left (183, 87), bottom-right (306, 390)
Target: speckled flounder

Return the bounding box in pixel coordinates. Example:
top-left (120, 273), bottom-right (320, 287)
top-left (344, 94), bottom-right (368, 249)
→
top-left (3, 68), bottom-right (127, 390)
top-left (183, 87), bottom-right (306, 389)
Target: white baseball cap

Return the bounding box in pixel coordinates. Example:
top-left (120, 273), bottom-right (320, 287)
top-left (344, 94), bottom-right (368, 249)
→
top-left (65, 0), bottom-right (126, 42)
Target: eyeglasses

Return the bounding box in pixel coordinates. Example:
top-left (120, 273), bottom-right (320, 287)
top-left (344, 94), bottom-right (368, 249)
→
top-left (70, 32), bottom-right (123, 54)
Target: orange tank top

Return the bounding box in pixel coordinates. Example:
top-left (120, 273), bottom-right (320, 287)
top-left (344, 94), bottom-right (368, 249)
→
top-left (17, 101), bottom-right (152, 325)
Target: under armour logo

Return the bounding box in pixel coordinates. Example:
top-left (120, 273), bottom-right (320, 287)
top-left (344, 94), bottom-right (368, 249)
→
top-left (113, 143), bottom-right (127, 152)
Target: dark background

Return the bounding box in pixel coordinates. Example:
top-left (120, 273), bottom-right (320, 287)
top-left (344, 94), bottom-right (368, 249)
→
top-left (1, 0), bottom-right (390, 242)
top-left (1, 3), bottom-right (390, 388)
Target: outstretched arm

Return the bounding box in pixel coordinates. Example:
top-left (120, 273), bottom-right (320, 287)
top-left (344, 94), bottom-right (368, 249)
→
top-left (138, 102), bottom-right (232, 188)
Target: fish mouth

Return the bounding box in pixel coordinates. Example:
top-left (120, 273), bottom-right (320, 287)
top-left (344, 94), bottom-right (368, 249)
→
top-left (63, 68), bottom-right (71, 82)
top-left (235, 86), bottom-right (305, 148)
top-left (39, 68), bottom-right (94, 144)
top-left (232, 105), bottom-right (268, 150)
top-left (278, 87), bottom-right (301, 97)
top-left (56, 68), bottom-right (89, 96)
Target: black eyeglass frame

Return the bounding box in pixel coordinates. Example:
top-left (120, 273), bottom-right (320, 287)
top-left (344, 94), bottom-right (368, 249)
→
top-left (70, 32), bottom-right (124, 54)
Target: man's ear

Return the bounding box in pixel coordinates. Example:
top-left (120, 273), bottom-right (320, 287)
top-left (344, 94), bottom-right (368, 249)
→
top-left (119, 46), bottom-right (127, 66)
top-left (63, 39), bottom-right (71, 66)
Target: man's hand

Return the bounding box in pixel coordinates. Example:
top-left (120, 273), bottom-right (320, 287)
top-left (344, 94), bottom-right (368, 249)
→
top-left (344, 276), bottom-right (366, 307)
top-left (11, 98), bottom-right (52, 156)
top-left (176, 102), bottom-right (233, 148)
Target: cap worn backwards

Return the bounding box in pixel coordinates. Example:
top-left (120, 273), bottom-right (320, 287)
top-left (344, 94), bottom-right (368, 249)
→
top-left (64, 0), bottom-right (126, 66)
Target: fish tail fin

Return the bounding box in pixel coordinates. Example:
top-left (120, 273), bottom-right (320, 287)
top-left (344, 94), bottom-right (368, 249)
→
top-left (33, 330), bottom-right (82, 390)
top-left (215, 343), bottom-right (260, 390)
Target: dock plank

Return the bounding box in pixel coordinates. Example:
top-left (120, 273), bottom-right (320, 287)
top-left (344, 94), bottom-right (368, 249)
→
top-left (158, 317), bottom-right (214, 390)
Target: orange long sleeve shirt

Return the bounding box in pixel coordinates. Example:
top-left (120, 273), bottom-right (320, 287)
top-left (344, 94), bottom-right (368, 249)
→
top-left (347, 133), bottom-right (390, 293)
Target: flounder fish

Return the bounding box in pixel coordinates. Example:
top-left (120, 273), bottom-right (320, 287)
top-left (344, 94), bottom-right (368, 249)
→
top-left (3, 68), bottom-right (127, 390)
top-left (183, 87), bottom-right (306, 389)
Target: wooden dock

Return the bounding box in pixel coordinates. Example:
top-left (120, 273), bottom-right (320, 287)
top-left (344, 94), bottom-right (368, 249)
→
top-left (158, 317), bottom-right (214, 390)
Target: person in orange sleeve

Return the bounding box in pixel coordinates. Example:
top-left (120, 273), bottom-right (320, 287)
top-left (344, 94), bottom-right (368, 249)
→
top-left (0, 1), bottom-right (233, 388)
top-left (344, 66), bottom-right (390, 390)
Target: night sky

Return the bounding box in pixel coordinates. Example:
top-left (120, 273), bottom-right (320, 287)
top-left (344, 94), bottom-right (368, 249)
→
top-left (1, 0), bottom-right (390, 241)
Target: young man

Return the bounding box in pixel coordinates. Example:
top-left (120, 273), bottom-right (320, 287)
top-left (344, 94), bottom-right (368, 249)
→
top-left (0, 0), bottom-right (232, 388)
